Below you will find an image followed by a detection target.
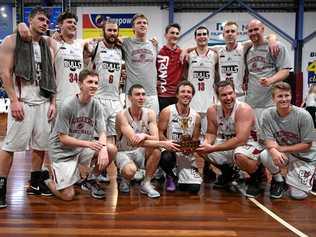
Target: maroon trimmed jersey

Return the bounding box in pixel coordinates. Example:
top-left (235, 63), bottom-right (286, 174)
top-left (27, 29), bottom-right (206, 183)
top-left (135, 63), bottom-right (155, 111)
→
top-left (156, 45), bottom-right (184, 97)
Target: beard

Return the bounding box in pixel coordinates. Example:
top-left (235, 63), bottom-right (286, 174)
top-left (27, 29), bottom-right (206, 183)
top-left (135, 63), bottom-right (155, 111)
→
top-left (104, 36), bottom-right (117, 45)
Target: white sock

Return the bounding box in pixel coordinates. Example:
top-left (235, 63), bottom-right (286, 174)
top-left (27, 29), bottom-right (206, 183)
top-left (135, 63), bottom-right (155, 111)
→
top-left (273, 174), bottom-right (284, 182)
top-left (44, 178), bottom-right (52, 186)
top-left (143, 176), bottom-right (152, 185)
top-left (260, 150), bottom-right (281, 174)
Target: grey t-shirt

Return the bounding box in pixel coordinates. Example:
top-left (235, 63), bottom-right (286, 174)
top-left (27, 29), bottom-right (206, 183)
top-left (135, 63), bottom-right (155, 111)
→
top-left (49, 95), bottom-right (106, 161)
top-left (122, 38), bottom-right (157, 96)
top-left (245, 42), bottom-right (291, 108)
top-left (261, 106), bottom-right (316, 162)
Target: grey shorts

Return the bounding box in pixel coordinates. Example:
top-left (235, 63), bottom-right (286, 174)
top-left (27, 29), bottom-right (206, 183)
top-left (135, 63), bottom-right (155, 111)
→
top-left (115, 148), bottom-right (145, 173)
top-left (51, 148), bottom-right (95, 190)
top-left (2, 101), bottom-right (51, 152)
top-left (96, 97), bottom-right (123, 137)
top-left (207, 139), bottom-right (263, 165)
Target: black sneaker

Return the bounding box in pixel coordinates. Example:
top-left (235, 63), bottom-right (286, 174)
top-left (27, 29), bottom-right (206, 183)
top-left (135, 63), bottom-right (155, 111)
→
top-left (213, 164), bottom-right (233, 189)
top-left (245, 182), bottom-right (262, 198)
top-left (231, 168), bottom-right (246, 194)
top-left (270, 178), bottom-right (287, 199)
top-left (27, 171), bottom-right (53, 196)
top-left (245, 165), bottom-right (265, 198)
top-left (81, 179), bottom-right (105, 199)
top-left (203, 167), bottom-right (216, 183)
top-left (0, 177), bottom-right (7, 208)
top-left (26, 181), bottom-right (53, 196)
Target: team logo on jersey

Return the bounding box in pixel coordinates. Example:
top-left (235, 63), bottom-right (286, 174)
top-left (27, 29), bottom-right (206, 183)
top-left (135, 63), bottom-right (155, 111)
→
top-left (101, 61), bottom-right (121, 73)
top-left (193, 71), bottom-right (210, 81)
top-left (131, 49), bottom-right (154, 63)
top-left (64, 59), bottom-right (82, 72)
top-left (60, 46), bottom-right (67, 50)
top-left (298, 169), bottom-right (312, 185)
top-left (221, 65), bottom-right (239, 74)
top-left (77, 123), bottom-right (85, 130)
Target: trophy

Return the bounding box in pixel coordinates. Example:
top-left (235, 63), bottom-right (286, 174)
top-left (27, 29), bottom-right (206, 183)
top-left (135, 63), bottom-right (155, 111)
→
top-left (177, 116), bottom-right (200, 152)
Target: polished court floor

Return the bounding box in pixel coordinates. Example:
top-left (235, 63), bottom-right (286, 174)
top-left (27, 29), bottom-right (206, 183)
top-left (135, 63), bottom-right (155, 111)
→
top-left (0, 151), bottom-right (315, 237)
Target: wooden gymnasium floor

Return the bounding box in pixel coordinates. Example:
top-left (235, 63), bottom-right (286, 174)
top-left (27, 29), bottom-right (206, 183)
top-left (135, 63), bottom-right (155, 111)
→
top-left (0, 150), bottom-right (315, 237)
top-left (0, 114), bottom-right (316, 237)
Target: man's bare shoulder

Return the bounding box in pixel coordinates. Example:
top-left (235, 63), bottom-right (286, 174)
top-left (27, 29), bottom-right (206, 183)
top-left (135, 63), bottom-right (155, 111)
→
top-left (206, 104), bottom-right (217, 115)
top-left (236, 102), bottom-right (255, 118)
top-left (117, 110), bottom-right (125, 118)
top-left (160, 105), bottom-right (172, 117)
top-left (238, 101), bottom-right (253, 111)
top-left (1, 34), bottom-right (16, 49)
top-left (146, 108), bottom-right (158, 122)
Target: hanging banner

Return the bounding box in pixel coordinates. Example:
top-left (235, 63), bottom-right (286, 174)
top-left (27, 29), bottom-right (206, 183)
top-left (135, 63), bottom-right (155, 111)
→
top-left (82, 13), bottom-right (135, 39)
top-left (0, 5), bottom-right (13, 41)
top-left (307, 51), bottom-right (316, 84)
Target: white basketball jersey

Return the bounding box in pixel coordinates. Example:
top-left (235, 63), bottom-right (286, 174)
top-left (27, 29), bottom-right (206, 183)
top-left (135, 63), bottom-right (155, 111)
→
top-left (165, 105), bottom-right (202, 184)
top-left (188, 49), bottom-right (216, 113)
top-left (217, 43), bottom-right (245, 95)
top-left (216, 101), bottom-right (258, 141)
top-left (92, 41), bottom-right (123, 100)
top-left (117, 108), bottom-right (150, 151)
top-left (54, 40), bottom-right (83, 104)
top-left (166, 104), bottom-right (197, 142)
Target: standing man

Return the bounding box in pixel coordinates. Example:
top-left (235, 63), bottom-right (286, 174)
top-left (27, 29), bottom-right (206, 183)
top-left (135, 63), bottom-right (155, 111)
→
top-left (260, 82), bottom-right (316, 199)
top-left (214, 21), bottom-right (279, 102)
top-left (186, 26), bottom-right (218, 138)
top-left (215, 21), bottom-right (247, 101)
top-left (90, 18), bottom-right (124, 182)
top-left (122, 14), bottom-right (159, 114)
top-left (116, 84), bottom-right (175, 198)
top-left (196, 80), bottom-right (264, 197)
top-left (0, 7), bottom-right (57, 208)
top-left (245, 19), bottom-right (291, 122)
top-left (54, 12), bottom-right (84, 110)
top-left (91, 19), bottom-right (123, 145)
top-left (157, 23), bottom-right (185, 111)
top-left (47, 69), bottom-right (117, 200)
top-left (158, 81), bottom-right (202, 193)
top-left (17, 11), bottom-right (85, 111)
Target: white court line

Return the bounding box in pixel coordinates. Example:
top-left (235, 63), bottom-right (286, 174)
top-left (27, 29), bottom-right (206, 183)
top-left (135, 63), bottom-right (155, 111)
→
top-left (310, 190), bottom-right (316, 196)
top-left (248, 197), bottom-right (309, 237)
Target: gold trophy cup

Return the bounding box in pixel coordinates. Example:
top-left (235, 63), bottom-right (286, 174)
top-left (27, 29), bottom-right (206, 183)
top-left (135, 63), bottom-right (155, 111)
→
top-left (178, 116), bottom-right (200, 152)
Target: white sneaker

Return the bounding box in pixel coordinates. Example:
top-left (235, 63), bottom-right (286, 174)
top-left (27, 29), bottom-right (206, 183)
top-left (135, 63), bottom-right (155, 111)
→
top-left (119, 178), bottom-right (130, 193)
top-left (140, 182), bottom-right (160, 198)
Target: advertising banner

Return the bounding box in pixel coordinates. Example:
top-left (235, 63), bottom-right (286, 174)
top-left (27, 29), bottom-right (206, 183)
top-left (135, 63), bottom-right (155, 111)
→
top-left (307, 51), bottom-right (316, 84)
top-left (82, 13), bottom-right (135, 39)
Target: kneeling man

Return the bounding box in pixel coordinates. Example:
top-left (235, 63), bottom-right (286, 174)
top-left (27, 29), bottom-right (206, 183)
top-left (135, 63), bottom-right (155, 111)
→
top-left (197, 80), bottom-right (264, 197)
top-left (47, 69), bottom-right (117, 200)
